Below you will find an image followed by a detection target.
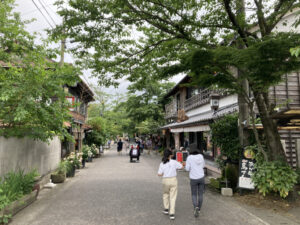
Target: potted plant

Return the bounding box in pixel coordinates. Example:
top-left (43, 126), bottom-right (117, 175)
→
top-left (91, 144), bottom-right (99, 158)
top-left (66, 160), bottom-right (75, 177)
top-left (82, 146), bottom-right (89, 168)
top-left (51, 161), bottom-right (67, 183)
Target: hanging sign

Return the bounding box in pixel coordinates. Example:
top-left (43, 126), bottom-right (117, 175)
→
top-left (238, 147), bottom-right (255, 190)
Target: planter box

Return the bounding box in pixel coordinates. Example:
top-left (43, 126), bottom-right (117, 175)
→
top-left (51, 173), bottom-right (66, 183)
top-left (0, 190), bottom-right (38, 217)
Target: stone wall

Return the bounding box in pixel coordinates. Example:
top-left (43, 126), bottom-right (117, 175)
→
top-left (0, 136), bottom-right (61, 178)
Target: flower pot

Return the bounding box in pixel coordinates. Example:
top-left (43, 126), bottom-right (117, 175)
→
top-left (66, 165), bottom-right (76, 177)
top-left (51, 173), bottom-right (66, 183)
top-left (82, 159), bottom-right (86, 168)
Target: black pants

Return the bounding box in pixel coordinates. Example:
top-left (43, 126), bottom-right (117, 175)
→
top-left (190, 177), bottom-right (205, 209)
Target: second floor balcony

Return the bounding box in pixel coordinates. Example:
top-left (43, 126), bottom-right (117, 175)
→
top-left (184, 88), bottom-right (212, 112)
top-left (165, 99), bottom-right (178, 119)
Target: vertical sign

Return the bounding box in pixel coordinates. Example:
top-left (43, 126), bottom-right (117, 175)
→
top-left (238, 147), bottom-right (255, 190)
top-left (176, 152), bottom-right (183, 163)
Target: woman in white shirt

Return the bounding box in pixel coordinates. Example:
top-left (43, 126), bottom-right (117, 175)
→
top-left (185, 149), bottom-right (205, 218)
top-left (157, 149), bottom-right (183, 220)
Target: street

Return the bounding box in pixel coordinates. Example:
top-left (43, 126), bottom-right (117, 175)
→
top-left (10, 149), bottom-right (298, 225)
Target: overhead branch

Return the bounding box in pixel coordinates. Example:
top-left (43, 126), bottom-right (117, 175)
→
top-left (223, 0), bottom-right (248, 47)
top-left (254, 0), bottom-right (268, 36)
top-left (267, 1), bottom-right (298, 33)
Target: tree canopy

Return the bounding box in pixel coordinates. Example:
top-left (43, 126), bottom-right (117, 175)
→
top-left (54, 0), bottom-right (300, 161)
top-left (0, 0), bottom-right (79, 142)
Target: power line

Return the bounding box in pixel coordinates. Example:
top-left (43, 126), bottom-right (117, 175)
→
top-left (23, 3), bottom-right (58, 16)
top-left (40, 0), bottom-right (58, 17)
top-left (38, 0), bottom-right (57, 26)
top-left (31, 0), bottom-right (54, 29)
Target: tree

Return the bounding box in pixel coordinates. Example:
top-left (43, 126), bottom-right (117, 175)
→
top-left (0, 0), bottom-right (79, 142)
top-left (85, 117), bottom-right (107, 146)
top-left (125, 78), bottom-right (174, 135)
top-left (54, 0), bottom-right (300, 161)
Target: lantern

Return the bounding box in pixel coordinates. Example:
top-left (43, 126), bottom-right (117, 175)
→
top-left (210, 93), bottom-right (220, 111)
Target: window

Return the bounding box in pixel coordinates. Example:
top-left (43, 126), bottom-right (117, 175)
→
top-left (66, 96), bottom-right (75, 111)
top-left (80, 102), bottom-right (86, 115)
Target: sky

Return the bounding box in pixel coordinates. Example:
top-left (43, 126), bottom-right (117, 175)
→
top-left (14, 0), bottom-right (183, 99)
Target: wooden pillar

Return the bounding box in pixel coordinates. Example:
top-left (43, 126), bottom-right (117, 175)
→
top-left (174, 133), bottom-right (180, 150)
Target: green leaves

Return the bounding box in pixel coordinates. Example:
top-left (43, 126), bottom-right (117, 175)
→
top-left (0, 0), bottom-right (79, 142)
top-left (0, 169), bottom-right (39, 223)
top-left (252, 161), bottom-right (298, 198)
top-left (210, 114), bottom-right (241, 168)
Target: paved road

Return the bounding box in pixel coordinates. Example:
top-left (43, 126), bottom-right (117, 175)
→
top-left (11, 149), bottom-right (299, 225)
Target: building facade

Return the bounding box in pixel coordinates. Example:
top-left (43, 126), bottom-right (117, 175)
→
top-left (62, 80), bottom-right (94, 158)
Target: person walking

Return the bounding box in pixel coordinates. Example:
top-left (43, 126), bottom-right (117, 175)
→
top-left (157, 149), bottom-right (183, 220)
top-left (117, 139), bottom-right (123, 155)
top-left (185, 149), bottom-right (205, 218)
top-left (124, 138), bottom-right (129, 154)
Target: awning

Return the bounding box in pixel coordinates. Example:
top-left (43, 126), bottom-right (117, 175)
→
top-left (170, 125), bottom-right (210, 133)
top-left (170, 128), bottom-right (184, 133)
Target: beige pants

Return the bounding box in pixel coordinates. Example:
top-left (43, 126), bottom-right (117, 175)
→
top-left (162, 177), bottom-right (178, 215)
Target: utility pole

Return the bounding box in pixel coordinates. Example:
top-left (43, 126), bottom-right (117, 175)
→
top-left (59, 38), bottom-right (66, 67)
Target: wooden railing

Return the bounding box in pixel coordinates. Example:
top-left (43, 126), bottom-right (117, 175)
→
top-left (184, 88), bottom-right (211, 111)
top-left (165, 99), bottom-right (178, 119)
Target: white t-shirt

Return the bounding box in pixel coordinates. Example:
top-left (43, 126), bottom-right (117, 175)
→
top-left (185, 154), bottom-right (205, 179)
top-left (158, 159), bottom-right (183, 178)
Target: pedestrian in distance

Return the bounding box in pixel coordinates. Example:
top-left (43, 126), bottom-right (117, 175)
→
top-left (117, 139), bottom-right (123, 155)
top-left (157, 149), bottom-right (183, 220)
top-left (146, 138), bottom-right (152, 155)
top-left (185, 149), bottom-right (205, 218)
top-left (124, 138), bottom-right (129, 154)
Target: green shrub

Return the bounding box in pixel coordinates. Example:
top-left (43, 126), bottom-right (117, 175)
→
top-left (252, 161), bottom-right (298, 198)
top-left (295, 168), bottom-right (300, 185)
top-left (0, 170), bottom-right (38, 224)
top-left (82, 145), bottom-right (90, 160)
top-left (209, 178), bottom-right (220, 189)
top-left (210, 114), bottom-right (241, 169)
top-left (90, 144), bottom-right (98, 156)
top-left (56, 161), bottom-right (69, 175)
top-left (225, 164), bottom-right (239, 189)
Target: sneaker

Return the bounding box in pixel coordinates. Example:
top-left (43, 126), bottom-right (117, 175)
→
top-left (194, 207), bottom-right (199, 218)
top-left (162, 209), bottom-right (169, 215)
top-left (169, 214), bottom-right (175, 220)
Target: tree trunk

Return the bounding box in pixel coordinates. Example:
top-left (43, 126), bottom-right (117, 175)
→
top-left (254, 92), bottom-right (287, 161)
top-left (238, 78), bottom-right (250, 147)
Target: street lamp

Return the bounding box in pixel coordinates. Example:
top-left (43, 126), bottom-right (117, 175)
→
top-left (210, 93), bottom-right (220, 111)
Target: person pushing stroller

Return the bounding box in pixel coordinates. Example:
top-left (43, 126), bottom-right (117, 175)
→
top-left (129, 144), bottom-right (140, 162)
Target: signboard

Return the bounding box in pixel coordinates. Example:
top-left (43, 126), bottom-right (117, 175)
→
top-left (176, 152), bottom-right (183, 162)
top-left (238, 148), bottom-right (255, 190)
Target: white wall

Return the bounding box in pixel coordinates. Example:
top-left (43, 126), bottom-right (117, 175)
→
top-left (0, 136), bottom-right (61, 178)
